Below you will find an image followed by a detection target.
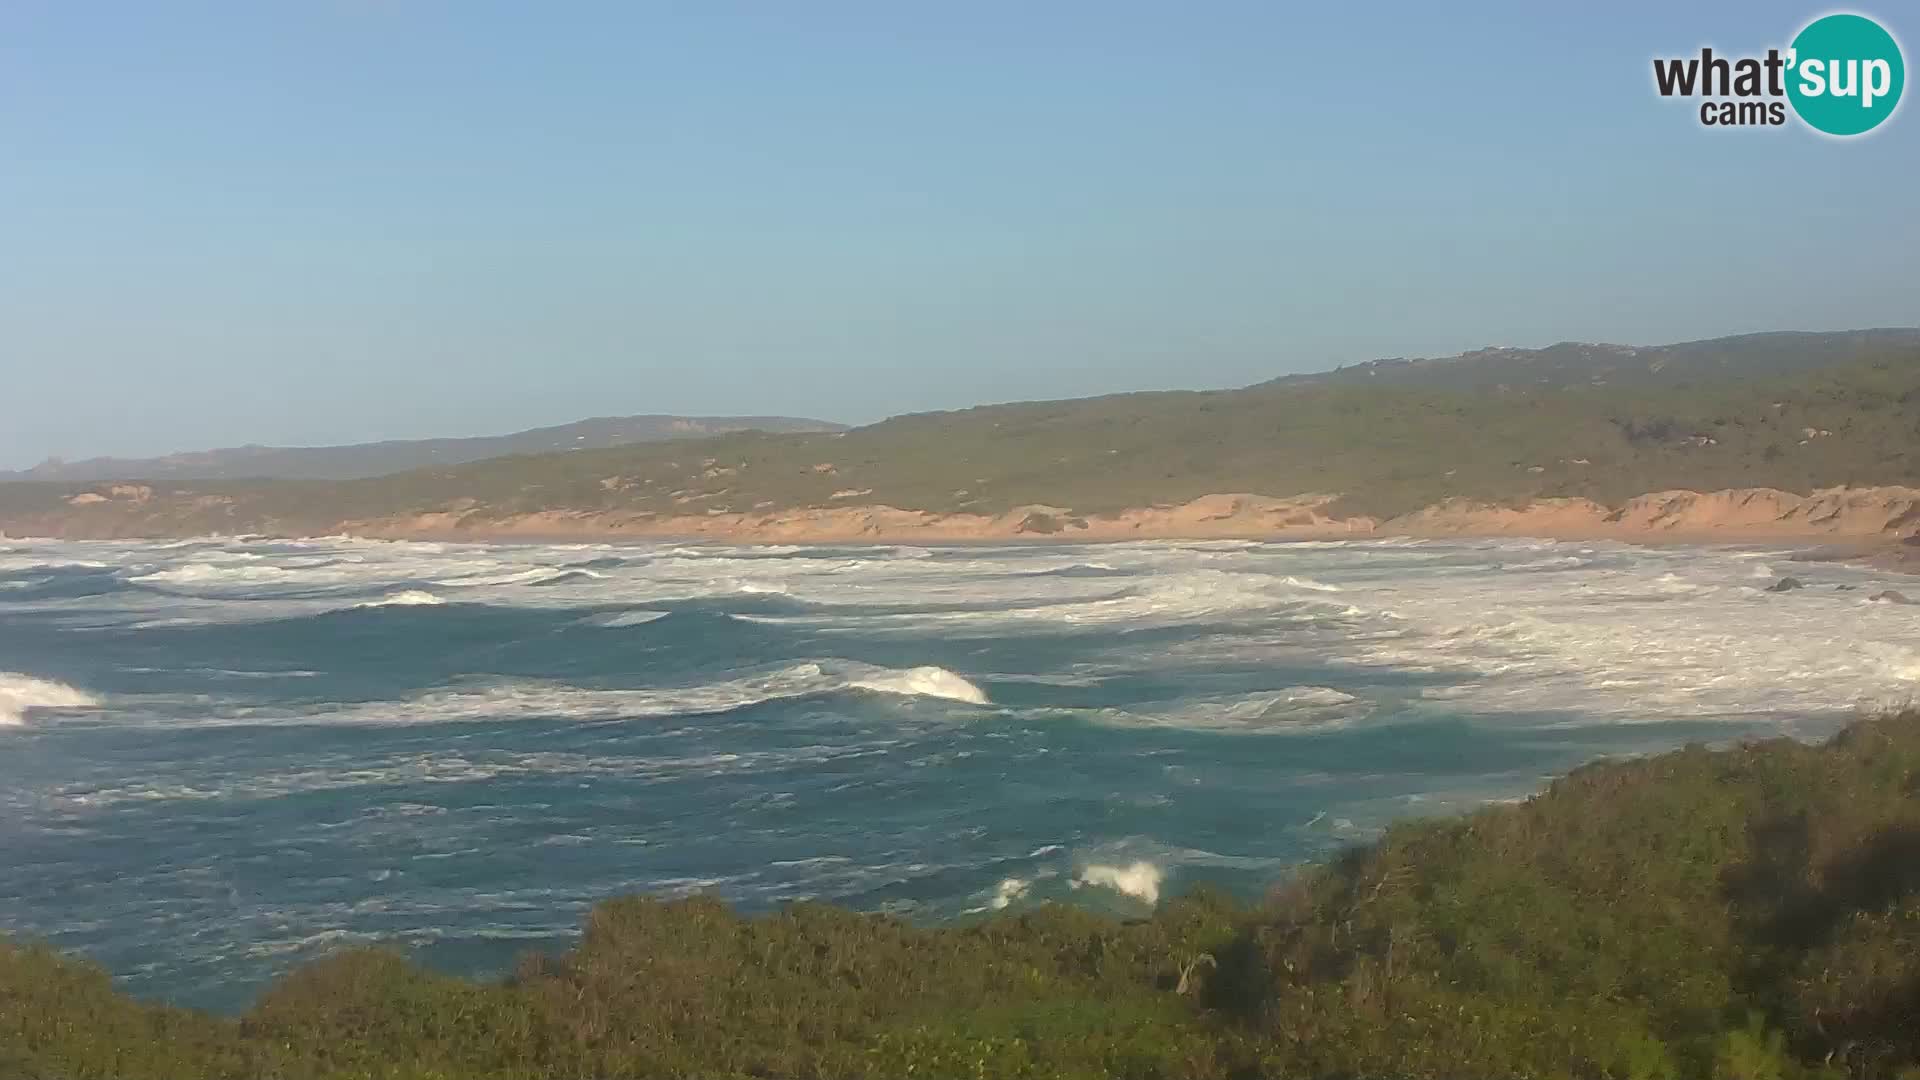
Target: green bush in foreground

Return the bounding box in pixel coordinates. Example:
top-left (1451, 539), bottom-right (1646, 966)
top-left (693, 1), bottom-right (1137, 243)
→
top-left (6, 711), bottom-right (1920, 1079)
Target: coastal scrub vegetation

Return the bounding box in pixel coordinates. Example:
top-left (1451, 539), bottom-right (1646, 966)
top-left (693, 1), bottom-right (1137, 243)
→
top-left (2, 332), bottom-right (1918, 536)
top-left (7, 710), bottom-right (1920, 1078)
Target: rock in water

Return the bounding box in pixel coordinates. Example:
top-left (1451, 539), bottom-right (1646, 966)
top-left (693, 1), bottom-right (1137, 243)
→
top-left (1869, 589), bottom-right (1915, 605)
top-left (1766, 577), bottom-right (1805, 593)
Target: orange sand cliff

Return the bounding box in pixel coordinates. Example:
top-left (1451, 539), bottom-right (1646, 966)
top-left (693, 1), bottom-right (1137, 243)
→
top-left (331, 487), bottom-right (1920, 548)
top-left (8, 487), bottom-right (1920, 553)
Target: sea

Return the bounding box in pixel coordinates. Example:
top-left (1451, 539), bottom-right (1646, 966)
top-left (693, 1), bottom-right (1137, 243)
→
top-left (2, 533), bottom-right (1916, 1012)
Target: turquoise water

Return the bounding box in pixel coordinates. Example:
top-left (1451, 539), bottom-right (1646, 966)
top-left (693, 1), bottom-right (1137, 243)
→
top-left (2, 535), bottom-right (1915, 1012)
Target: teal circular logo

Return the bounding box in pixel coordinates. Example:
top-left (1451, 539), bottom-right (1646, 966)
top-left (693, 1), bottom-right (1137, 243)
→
top-left (1787, 13), bottom-right (1905, 136)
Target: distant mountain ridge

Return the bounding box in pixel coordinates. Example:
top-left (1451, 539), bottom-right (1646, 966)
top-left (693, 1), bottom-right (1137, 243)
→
top-left (3, 415), bottom-right (847, 483)
top-left (5, 328), bottom-right (1920, 542)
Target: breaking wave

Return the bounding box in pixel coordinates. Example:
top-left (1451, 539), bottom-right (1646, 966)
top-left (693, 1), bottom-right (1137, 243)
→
top-left (167, 662), bottom-right (990, 728)
top-left (15, 531), bottom-right (1920, 1011)
top-left (529, 569), bottom-right (605, 586)
top-left (581, 609), bottom-right (673, 628)
top-left (129, 562), bottom-right (300, 587)
top-left (429, 567), bottom-right (559, 587)
top-left (0, 672), bottom-right (98, 727)
top-left (1073, 861), bottom-right (1163, 905)
top-left (1091, 686), bottom-right (1361, 734)
top-left (1025, 562), bottom-right (1128, 578)
top-left (351, 590), bottom-right (446, 609)
top-left (846, 665), bottom-right (989, 705)
top-left (985, 877), bottom-right (1031, 910)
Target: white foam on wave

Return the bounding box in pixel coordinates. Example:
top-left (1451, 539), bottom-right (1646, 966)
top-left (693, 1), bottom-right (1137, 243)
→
top-left (1073, 861), bottom-right (1163, 905)
top-left (82, 536), bottom-right (1300, 633)
top-left (0, 672), bottom-right (97, 727)
top-left (1861, 642), bottom-right (1920, 684)
top-left (129, 667), bottom-right (321, 681)
top-left (1024, 561), bottom-right (1125, 578)
top-left (582, 609), bottom-right (672, 628)
top-left (1505, 555), bottom-right (1592, 571)
top-left (988, 670), bottom-right (1112, 688)
top-left (121, 552), bottom-right (436, 601)
top-left (530, 569), bottom-right (606, 586)
top-left (429, 566), bottom-right (560, 587)
top-left (1313, 543), bottom-right (1920, 719)
top-left (351, 590), bottom-right (445, 609)
top-left (761, 565), bottom-right (1323, 633)
top-left (986, 876), bottom-right (1031, 910)
top-left (1093, 686), bottom-right (1362, 734)
top-left (137, 660), bottom-right (989, 729)
top-left (129, 562), bottom-right (298, 587)
top-left (0, 555), bottom-right (110, 573)
top-left (846, 665), bottom-right (989, 705)
top-left (18, 533), bottom-right (1920, 730)
top-left (310, 666), bottom-right (837, 726)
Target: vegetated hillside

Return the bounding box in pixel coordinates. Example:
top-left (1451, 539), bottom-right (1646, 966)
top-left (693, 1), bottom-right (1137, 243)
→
top-left (3, 330), bottom-right (1918, 536)
top-left (5, 710), bottom-right (1920, 1079)
top-left (0, 415), bottom-right (847, 484)
top-left (1272, 328), bottom-right (1920, 393)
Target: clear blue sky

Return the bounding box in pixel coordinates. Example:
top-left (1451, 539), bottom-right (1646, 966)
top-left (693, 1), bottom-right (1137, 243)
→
top-left (2, 1), bottom-right (1915, 468)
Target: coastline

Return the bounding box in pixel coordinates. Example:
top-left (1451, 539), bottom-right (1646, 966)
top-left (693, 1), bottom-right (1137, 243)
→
top-left (6, 486), bottom-right (1919, 568)
top-left (9, 711), bottom-right (1920, 1078)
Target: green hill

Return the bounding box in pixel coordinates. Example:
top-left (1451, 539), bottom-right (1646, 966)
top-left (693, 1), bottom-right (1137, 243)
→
top-left (6, 710), bottom-right (1920, 1079)
top-left (0, 415), bottom-right (847, 485)
top-left (1269, 328), bottom-right (1920, 392)
top-left (2, 329), bottom-right (1918, 537)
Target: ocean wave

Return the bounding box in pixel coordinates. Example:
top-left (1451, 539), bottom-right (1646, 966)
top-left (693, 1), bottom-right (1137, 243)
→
top-left (985, 876), bottom-right (1032, 910)
top-left (1278, 575), bottom-right (1342, 592)
top-left (764, 567), bottom-right (1309, 631)
top-left (1089, 686), bottom-right (1364, 734)
top-left (1863, 642), bottom-right (1920, 683)
top-left (50, 745), bottom-right (897, 807)
top-left (694, 545), bottom-right (934, 561)
top-left (129, 562), bottom-right (299, 587)
top-left (575, 556), bottom-right (632, 570)
top-left (1282, 686), bottom-right (1359, 706)
top-left (429, 566), bottom-right (562, 587)
top-left (986, 671), bottom-right (1112, 688)
top-left (0, 556), bottom-right (111, 573)
top-left (1327, 554), bottom-right (1920, 717)
top-left (118, 666), bottom-right (319, 680)
top-left (1502, 555), bottom-right (1593, 571)
top-left (152, 661), bottom-right (990, 728)
top-left (0, 672), bottom-right (98, 727)
top-left (845, 665), bottom-right (989, 705)
top-left (1073, 861), bottom-right (1163, 904)
top-left (1023, 562), bottom-right (1129, 579)
top-left (18, 531), bottom-right (1920, 1010)
top-left (123, 556), bottom-right (396, 597)
top-left (350, 590), bottom-right (446, 609)
top-left (17, 534), bottom-right (1920, 734)
top-left (528, 569), bottom-right (606, 586)
top-left (321, 668), bottom-right (834, 726)
top-left (580, 609), bottom-right (672, 628)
